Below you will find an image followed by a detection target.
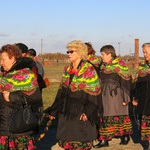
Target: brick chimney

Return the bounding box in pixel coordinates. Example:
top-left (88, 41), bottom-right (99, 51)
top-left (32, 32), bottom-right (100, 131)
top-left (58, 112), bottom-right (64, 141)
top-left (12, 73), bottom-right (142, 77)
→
top-left (134, 39), bottom-right (139, 61)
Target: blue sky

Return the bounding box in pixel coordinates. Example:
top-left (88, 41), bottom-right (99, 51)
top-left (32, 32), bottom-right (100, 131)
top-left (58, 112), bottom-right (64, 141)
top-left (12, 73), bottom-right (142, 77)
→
top-left (0, 0), bottom-right (150, 56)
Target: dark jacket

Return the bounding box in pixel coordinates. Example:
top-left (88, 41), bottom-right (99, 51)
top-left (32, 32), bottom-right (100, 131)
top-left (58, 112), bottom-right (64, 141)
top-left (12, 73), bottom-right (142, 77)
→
top-left (133, 74), bottom-right (150, 115)
top-left (49, 60), bottom-right (102, 142)
top-left (0, 58), bottom-right (42, 136)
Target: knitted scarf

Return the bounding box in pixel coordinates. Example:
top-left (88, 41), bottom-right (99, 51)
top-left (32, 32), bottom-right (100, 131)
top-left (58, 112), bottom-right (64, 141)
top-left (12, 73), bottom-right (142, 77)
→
top-left (100, 57), bottom-right (131, 80)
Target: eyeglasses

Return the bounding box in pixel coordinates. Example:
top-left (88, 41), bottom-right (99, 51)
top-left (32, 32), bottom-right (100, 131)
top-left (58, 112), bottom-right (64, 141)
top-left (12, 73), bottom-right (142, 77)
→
top-left (66, 50), bottom-right (76, 54)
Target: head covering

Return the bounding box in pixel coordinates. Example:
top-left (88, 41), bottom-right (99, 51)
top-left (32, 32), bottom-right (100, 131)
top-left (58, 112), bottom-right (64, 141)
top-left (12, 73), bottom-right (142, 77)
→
top-left (16, 43), bottom-right (28, 53)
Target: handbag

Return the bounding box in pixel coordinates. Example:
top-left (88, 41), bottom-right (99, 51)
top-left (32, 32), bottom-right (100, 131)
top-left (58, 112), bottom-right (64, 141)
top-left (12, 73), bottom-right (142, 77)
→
top-left (44, 77), bottom-right (50, 87)
top-left (9, 96), bottom-right (38, 134)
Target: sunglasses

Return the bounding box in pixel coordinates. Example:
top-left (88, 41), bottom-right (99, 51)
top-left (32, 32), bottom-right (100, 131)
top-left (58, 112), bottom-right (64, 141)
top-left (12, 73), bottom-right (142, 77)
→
top-left (66, 50), bottom-right (76, 54)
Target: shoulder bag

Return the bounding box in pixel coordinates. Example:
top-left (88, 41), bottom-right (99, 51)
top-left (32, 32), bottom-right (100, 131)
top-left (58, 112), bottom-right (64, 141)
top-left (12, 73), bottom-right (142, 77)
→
top-left (9, 96), bottom-right (38, 134)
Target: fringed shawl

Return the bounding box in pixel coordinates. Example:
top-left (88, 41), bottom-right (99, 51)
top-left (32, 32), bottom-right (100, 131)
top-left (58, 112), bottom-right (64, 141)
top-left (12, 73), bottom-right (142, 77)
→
top-left (87, 54), bottom-right (102, 68)
top-left (60, 60), bottom-right (101, 95)
top-left (100, 57), bottom-right (131, 80)
top-left (134, 60), bottom-right (150, 82)
top-left (0, 68), bottom-right (38, 93)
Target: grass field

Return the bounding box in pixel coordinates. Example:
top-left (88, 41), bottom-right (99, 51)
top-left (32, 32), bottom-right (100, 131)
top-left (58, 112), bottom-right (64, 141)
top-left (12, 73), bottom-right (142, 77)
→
top-left (42, 62), bottom-right (67, 110)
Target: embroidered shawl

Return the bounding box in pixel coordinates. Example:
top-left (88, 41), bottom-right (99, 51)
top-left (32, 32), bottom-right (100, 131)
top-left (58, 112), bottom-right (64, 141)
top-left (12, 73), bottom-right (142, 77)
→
top-left (0, 68), bottom-right (38, 92)
top-left (100, 57), bottom-right (131, 80)
top-left (60, 61), bottom-right (101, 95)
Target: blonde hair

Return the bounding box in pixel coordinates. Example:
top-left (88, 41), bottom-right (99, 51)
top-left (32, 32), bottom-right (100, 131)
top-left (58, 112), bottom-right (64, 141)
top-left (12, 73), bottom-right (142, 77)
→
top-left (67, 40), bottom-right (88, 60)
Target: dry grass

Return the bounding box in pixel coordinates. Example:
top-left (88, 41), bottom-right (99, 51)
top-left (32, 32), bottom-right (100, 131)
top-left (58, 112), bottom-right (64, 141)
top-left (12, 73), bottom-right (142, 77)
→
top-left (42, 82), bottom-right (60, 110)
top-left (42, 62), bottom-right (67, 110)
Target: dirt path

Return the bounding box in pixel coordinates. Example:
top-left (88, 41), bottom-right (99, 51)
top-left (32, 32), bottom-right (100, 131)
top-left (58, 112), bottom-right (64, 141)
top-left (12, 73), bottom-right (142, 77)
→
top-left (51, 139), bottom-right (143, 150)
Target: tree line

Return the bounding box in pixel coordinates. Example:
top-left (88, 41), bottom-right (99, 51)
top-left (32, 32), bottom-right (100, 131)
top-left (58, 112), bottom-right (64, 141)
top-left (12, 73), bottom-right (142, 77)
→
top-left (38, 52), bottom-right (144, 62)
top-left (38, 52), bottom-right (68, 60)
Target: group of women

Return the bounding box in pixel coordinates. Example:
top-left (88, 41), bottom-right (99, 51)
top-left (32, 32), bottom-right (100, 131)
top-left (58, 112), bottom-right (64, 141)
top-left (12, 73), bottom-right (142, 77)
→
top-left (0, 41), bottom-right (150, 150)
top-left (49, 41), bottom-right (150, 150)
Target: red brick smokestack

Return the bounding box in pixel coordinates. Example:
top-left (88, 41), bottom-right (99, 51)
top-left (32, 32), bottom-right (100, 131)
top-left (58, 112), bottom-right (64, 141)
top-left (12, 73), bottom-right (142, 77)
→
top-left (134, 39), bottom-right (139, 61)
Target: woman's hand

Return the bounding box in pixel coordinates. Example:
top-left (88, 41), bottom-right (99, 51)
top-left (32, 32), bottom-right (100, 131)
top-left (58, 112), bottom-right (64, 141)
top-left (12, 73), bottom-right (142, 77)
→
top-left (49, 115), bottom-right (55, 120)
top-left (122, 102), bottom-right (127, 106)
top-left (132, 100), bottom-right (138, 106)
top-left (45, 114), bottom-right (55, 120)
top-left (2, 91), bottom-right (10, 102)
top-left (80, 113), bottom-right (88, 122)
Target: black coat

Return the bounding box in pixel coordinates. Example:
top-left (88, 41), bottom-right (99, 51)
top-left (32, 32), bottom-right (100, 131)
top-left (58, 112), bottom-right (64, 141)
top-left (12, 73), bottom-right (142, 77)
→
top-left (49, 61), bottom-right (103, 142)
top-left (50, 88), bottom-right (102, 142)
top-left (133, 74), bottom-right (150, 115)
top-left (0, 58), bottom-right (42, 136)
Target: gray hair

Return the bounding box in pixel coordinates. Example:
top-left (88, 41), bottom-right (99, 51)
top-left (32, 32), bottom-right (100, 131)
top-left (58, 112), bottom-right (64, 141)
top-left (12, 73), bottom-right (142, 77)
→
top-left (142, 43), bottom-right (150, 48)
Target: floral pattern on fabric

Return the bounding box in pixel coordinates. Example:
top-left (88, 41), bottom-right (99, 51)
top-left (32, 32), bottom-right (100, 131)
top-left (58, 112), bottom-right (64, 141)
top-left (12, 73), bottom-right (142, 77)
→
top-left (99, 115), bottom-right (133, 140)
top-left (134, 60), bottom-right (150, 82)
top-left (60, 61), bottom-right (101, 95)
top-left (58, 140), bottom-right (93, 150)
top-left (141, 115), bottom-right (150, 141)
top-left (87, 55), bottom-right (102, 67)
top-left (0, 135), bottom-right (36, 150)
top-left (0, 68), bottom-right (38, 93)
top-left (100, 57), bottom-right (131, 80)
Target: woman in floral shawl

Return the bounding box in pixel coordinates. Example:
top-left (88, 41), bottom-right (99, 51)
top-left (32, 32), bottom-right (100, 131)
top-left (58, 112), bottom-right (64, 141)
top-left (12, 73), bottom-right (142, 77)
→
top-left (132, 43), bottom-right (150, 150)
top-left (0, 44), bottom-right (42, 150)
top-left (85, 42), bottom-right (102, 71)
top-left (49, 40), bottom-right (103, 150)
top-left (93, 45), bottom-right (133, 148)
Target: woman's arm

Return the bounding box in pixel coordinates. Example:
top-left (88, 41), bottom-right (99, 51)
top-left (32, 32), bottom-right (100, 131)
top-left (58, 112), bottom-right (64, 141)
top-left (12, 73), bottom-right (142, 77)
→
top-left (3, 91), bottom-right (22, 105)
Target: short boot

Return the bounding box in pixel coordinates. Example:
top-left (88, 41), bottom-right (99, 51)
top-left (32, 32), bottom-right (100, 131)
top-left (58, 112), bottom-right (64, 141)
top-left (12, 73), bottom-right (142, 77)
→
top-left (142, 140), bottom-right (150, 150)
top-left (93, 140), bottom-right (109, 148)
top-left (120, 135), bottom-right (130, 145)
